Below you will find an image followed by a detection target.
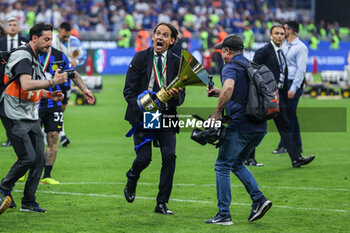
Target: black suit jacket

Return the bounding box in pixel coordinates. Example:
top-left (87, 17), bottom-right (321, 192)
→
top-left (253, 42), bottom-right (288, 97)
top-left (124, 47), bottom-right (185, 126)
top-left (0, 35), bottom-right (29, 52)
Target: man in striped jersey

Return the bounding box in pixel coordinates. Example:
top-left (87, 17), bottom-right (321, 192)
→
top-left (52, 22), bottom-right (87, 147)
top-left (39, 47), bottom-right (95, 185)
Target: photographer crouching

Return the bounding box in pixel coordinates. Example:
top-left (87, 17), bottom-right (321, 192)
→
top-left (205, 34), bottom-right (272, 225)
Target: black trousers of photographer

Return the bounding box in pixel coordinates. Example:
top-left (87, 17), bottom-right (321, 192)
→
top-left (0, 116), bottom-right (45, 204)
top-left (126, 129), bottom-right (176, 204)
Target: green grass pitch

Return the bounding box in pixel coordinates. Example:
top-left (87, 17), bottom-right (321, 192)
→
top-left (0, 75), bottom-right (349, 232)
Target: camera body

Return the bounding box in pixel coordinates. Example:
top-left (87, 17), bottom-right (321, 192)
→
top-left (190, 114), bottom-right (228, 147)
top-left (191, 126), bottom-right (227, 146)
top-left (51, 60), bottom-right (75, 79)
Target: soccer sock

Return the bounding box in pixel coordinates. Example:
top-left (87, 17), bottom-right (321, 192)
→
top-left (59, 124), bottom-right (66, 138)
top-left (43, 166), bottom-right (53, 179)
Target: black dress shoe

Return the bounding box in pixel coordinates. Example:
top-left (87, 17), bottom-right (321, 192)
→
top-left (292, 155), bottom-right (315, 168)
top-left (124, 179), bottom-right (137, 203)
top-left (272, 146), bottom-right (287, 154)
top-left (244, 158), bottom-right (264, 167)
top-left (1, 140), bottom-right (11, 147)
top-left (155, 203), bottom-right (174, 215)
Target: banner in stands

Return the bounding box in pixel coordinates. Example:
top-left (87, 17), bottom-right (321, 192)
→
top-left (307, 49), bottom-right (350, 72)
top-left (94, 48), bottom-right (135, 74)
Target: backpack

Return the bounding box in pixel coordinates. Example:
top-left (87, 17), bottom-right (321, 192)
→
top-left (0, 50), bottom-right (12, 94)
top-left (0, 46), bottom-right (31, 95)
top-left (229, 60), bottom-right (279, 123)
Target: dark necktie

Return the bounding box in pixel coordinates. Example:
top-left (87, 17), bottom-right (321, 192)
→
top-left (153, 54), bottom-right (163, 92)
top-left (277, 49), bottom-right (285, 71)
top-left (10, 39), bottom-right (14, 51)
top-left (277, 49), bottom-right (285, 84)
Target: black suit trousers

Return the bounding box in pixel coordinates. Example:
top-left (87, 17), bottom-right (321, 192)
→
top-left (273, 92), bottom-right (300, 161)
top-left (279, 81), bottom-right (303, 153)
top-left (127, 129), bottom-right (176, 204)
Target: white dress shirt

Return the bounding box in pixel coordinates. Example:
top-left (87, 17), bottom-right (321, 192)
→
top-left (7, 34), bottom-right (18, 52)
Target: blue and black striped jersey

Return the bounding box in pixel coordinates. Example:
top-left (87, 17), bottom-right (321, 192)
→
top-left (39, 47), bottom-right (72, 112)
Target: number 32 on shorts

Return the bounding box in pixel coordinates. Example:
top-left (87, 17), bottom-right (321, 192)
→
top-left (54, 112), bottom-right (64, 122)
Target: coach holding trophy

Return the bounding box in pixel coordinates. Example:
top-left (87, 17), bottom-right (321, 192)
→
top-left (123, 23), bottom-right (185, 215)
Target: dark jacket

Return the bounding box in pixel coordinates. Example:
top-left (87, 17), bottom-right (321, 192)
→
top-left (253, 42), bottom-right (288, 97)
top-left (123, 47), bottom-right (185, 126)
top-left (0, 35), bottom-right (29, 51)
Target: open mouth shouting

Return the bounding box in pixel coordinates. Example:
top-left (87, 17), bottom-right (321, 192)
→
top-left (155, 40), bottom-right (164, 53)
top-left (152, 24), bottom-right (174, 53)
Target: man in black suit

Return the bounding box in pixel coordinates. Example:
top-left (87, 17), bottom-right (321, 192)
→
top-left (0, 17), bottom-right (29, 147)
top-left (248, 24), bottom-right (314, 168)
top-left (0, 17), bottom-right (28, 52)
top-left (123, 23), bottom-right (185, 214)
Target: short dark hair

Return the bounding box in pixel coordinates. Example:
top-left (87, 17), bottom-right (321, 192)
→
top-left (285, 21), bottom-right (299, 34)
top-left (153, 22), bottom-right (178, 49)
top-left (59, 22), bottom-right (72, 31)
top-left (29, 23), bottom-right (53, 41)
top-left (270, 24), bottom-right (285, 34)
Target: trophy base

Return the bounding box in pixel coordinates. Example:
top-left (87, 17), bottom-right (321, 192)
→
top-left (137, 92), bottom-right (160, 112)
top-left (156, 87), bottom-right (172, 103)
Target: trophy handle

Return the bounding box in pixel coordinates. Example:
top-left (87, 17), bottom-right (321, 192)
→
top-left (166, 76), bottom-right (186, 90)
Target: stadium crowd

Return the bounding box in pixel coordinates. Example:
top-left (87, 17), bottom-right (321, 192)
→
top-left (0, 0), bottom-right (349, 42)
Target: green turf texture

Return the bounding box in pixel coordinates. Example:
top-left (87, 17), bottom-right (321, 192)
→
top-left (0, 75), bottom-right (349, 232)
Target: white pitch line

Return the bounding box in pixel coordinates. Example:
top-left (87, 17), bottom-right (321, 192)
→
top-left (12, 189), bottom-right (349, 213)
top-left (15, 181), bottom-right (350, 192)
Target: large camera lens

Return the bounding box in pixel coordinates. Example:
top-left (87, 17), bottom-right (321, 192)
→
top-left (191, 128), bottom-right (207, 145)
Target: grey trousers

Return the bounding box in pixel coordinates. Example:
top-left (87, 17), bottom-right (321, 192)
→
top-left (0, 116), bottom-right (45, 205)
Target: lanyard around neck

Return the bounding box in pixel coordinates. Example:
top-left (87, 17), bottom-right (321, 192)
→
top-left (41, 47), bottom-right (52, 72)
top-left (152, 54), bottom-right (167, 88)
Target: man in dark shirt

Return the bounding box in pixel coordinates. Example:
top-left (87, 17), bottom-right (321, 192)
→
top-left (205, 34), bottom-right (272, 225)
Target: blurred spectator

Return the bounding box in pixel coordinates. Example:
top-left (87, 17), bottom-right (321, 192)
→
top-left (330, 31), bottom-right (340, 50)
top-left (111, 9), bottom-right (125, 32)
top-left (339, 26), bottom-right (350, 40)
top-left (213, 26), bottom-right (227, 73)
top-left (318, 20), bottom-right (327, 40)
top-left (142, 10), bottom-right (155, 30)
top-left (0, 0), bottom-right (347, 44)
top-left (243, 25), bottom-right (254, 50)
top-left (88, 4), bottom-right (100, 30)
top-left (133, 9), bottom-right (143, 30)
top-left (171, 24), bottom-right (191, 57)
top-left (117, 24), bottom-right (131, 48)
top-left (309, 31), bottom-right (319, 50)
top-left (199, 26), bottom-right (209, 51)
top-left (124, 12), bottom-right (134, 30)
top-left (158, 11), bottom-right (171, 24)
top-left (6, 2), bottom-right (26, 31)
top-left (135, 27), bottom-right (150, 51)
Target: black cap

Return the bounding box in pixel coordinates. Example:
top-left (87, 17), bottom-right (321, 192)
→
top-left (214, 34), bottom-right (244, 50)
